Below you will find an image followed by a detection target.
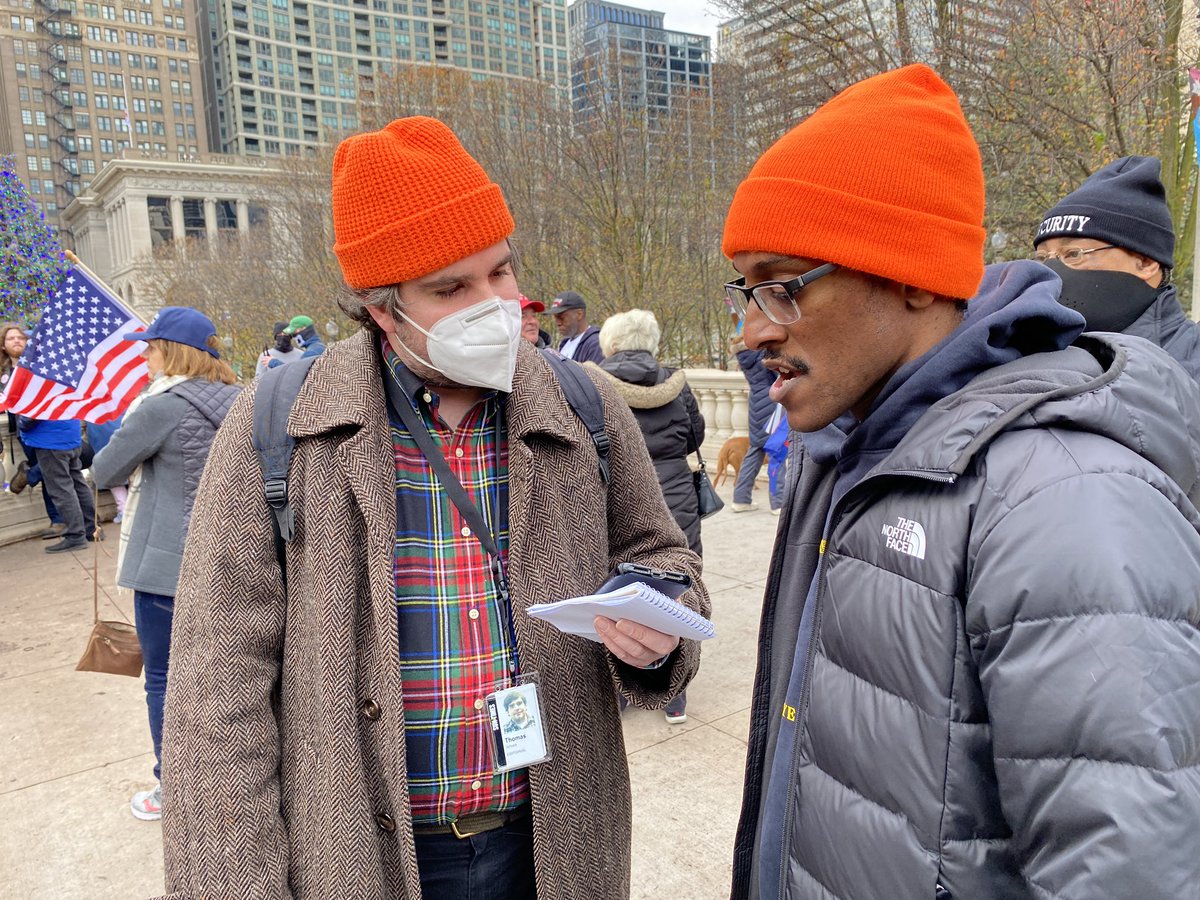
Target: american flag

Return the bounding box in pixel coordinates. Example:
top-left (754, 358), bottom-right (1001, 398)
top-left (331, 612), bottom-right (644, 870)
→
top-left (1, 265), bottom-right (148, 424)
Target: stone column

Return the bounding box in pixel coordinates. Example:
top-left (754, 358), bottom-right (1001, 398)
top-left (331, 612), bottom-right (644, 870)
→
top-left (203, 197), bottom-right (218, 239)
top-left (125, 194), bottom-right (152, 262)
top-left (116, 200), bottom-right (128, 267)
top-left (235, 198), bottom-right (249, 233)
top-left (170, 195), bottom-right (185, 244)
top-left (105, 206), bottom-right (118, 267)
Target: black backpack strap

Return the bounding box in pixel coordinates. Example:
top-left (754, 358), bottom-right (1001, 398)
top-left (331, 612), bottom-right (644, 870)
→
top-left (539, 348), bottom-right (611, 485)
top-left (252, 356), bottom-right (319, 584)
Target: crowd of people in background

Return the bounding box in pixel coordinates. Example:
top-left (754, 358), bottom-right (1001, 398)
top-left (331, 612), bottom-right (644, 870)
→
top-left (3, 60), bottom-right (1200, 900)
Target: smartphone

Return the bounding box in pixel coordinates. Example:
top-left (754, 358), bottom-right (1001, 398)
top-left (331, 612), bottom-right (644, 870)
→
top-left (615, 561), bottom-right (692, 588)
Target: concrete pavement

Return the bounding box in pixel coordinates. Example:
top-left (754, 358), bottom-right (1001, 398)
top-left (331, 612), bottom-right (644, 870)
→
top-left (0, 480), bottom-right (779, 899)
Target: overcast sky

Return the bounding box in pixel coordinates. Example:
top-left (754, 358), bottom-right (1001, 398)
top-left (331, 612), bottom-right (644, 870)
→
top-left (648, 1), bottom-right (726, 41)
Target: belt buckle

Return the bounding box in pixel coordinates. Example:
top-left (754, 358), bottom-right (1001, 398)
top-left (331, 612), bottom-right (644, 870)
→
top-left (450, 818), bottom-right (483, 839)
top-left (449, 812), bottom-right (502, 839)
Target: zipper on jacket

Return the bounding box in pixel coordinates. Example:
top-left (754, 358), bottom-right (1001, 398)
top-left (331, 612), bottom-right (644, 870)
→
top-left (773, 465), bottom-right (957, 899)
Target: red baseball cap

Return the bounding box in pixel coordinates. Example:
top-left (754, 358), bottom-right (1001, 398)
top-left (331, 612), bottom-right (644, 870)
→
top-left (519, 294), bottom-right (545, 313)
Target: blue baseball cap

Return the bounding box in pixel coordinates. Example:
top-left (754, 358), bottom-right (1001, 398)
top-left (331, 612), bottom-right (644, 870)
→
top-left (124, 306), bottom-right (220, 358)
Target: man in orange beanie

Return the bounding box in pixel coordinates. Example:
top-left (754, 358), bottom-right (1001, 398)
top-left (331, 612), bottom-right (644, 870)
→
top-left (156, 116), bottom-right (709, 900)
top-left (726, 65), bottom-right (1200, 900)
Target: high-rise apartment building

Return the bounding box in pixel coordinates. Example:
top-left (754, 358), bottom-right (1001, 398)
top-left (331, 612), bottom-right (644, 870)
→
top-left (200, 0), bottom-right (570, 156)
top-left (0, 0), bottom-right (209, 233)
top-left (566, 0), bottom-right (711, 126)
top-left (721, 1), bottom-right (1007, 143)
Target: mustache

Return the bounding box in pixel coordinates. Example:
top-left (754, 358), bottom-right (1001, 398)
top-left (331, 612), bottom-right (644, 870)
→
top-left (762, 350), bottom-right (810, 376)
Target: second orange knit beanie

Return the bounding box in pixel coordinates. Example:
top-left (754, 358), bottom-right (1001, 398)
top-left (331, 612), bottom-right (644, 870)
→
top-left (722, 64), bottom-right (986, 300)
top-left (332, 116), bottom-right (515, 290)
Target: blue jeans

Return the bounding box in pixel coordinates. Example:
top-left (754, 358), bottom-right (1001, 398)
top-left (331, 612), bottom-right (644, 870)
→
top-left (413, 806), bottom-right (536, 900)
top-left (134, 591), bottom-right (174, 782)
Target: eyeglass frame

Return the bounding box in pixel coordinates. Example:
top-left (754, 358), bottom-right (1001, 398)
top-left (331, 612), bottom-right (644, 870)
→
top-left (1032, 244), bottom-right (1117, 267)
top-left (724, 262), bottom-right (838, 325)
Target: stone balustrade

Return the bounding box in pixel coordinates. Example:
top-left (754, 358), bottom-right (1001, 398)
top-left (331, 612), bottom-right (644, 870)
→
top-left (683, 368), bottom-right (750, 458)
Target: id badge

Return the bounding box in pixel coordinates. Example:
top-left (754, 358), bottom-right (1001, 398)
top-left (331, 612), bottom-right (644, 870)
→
top-left (485, 672), bottom-right (553, 773)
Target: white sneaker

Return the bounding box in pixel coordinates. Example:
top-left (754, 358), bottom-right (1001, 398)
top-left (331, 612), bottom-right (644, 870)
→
top-left (131, 783), bottom-right (162, 821)
top-left (770, 508), bottom-right (782, 516)
top-left (731, 502), bottom-right (758, 513)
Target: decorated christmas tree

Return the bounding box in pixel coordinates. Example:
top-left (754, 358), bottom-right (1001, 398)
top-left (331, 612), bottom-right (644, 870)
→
top-left (0, 155), bottom-right (67, 326)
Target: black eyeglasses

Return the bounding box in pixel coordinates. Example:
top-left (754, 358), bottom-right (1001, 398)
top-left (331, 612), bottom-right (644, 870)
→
top-left (724, 263), bottom-right (838, 325)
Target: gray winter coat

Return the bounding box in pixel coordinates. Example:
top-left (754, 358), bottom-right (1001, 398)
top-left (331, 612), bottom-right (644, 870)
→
top-left (591, 351), bottom-right (705, 554)
top-left (92, 378), bottom-right (240, 596)
top-left (1125, 283), bottom-right (1200, 383)
top-left (733, 333), bottom-right (1200, 900)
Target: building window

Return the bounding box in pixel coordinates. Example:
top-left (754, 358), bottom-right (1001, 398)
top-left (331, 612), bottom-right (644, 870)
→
top-left (147, 196), bottom-right (173, 246)
top-left (216, 200), bottom-right (237, 229)
top-left (182, 198), bottom-right (205, 239)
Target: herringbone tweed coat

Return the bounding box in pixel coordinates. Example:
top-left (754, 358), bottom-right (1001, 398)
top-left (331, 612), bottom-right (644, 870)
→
top-left (153, 331), bottom-right (709, 900)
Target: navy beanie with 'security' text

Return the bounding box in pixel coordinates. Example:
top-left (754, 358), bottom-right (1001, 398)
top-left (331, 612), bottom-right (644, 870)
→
top-left (1034, 155), bottom-right (1174, 268)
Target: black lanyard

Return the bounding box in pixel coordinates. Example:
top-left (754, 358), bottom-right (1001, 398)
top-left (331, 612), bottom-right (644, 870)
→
top-left (382, 365), bottom-right (521, 676)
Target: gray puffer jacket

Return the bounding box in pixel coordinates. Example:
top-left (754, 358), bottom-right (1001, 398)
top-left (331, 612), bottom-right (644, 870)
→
top-left (93, 378), bottom-right (240, 596)
top-left (734, 333), bottom-right (1200, 900)
top-left (1125, 283), bottom-right (1200, 383)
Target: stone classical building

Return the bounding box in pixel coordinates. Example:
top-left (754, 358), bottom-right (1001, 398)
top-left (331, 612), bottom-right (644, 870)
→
top-left (60, 149), bottom-right (278, 312)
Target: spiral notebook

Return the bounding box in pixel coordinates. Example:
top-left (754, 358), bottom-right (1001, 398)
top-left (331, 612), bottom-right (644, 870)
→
top-left (526, 582), bottom-right (715, 643)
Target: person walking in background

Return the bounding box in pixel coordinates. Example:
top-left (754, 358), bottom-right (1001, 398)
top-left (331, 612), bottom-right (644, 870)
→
top-left (256, 320), bottom-right (303, 376)
top-left (19, 411), bottom-right (93, 553)
top-left (591, 308), bottom-right (704, 724)
top-left (724, 64), bottom-right (1200, 899)
top-left (1033, 155), bottom-right (1200, 379)
top-left (730, 324), bottom-right (782, 514)
top-left (550, 290), bottom-right (604, 364)
top-left (90, 306), bottom-right (240, 822)
top-left (2, 322), bottom-right (65, 538)
top-left (283, 314), bottom-right (328, 358)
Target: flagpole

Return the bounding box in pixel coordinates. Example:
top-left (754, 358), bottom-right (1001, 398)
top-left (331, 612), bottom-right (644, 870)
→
top-left (63, 250), bottom-right (147, 326)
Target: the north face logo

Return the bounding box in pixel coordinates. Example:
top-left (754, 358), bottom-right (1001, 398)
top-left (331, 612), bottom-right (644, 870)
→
top-left (881, 516), bottom-right (926, 559)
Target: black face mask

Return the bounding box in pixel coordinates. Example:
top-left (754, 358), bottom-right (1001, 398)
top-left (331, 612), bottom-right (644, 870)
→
top-left (274, 332), bottom-right (294, 353)
top-left (1044, 258), bottom-right (1160, 334)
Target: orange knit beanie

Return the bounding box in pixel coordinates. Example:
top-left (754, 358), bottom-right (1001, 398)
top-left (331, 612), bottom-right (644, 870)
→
top-left (722, 64), bottom-right (986, 300)
top-left (332, 116), bottom-right (515, 289)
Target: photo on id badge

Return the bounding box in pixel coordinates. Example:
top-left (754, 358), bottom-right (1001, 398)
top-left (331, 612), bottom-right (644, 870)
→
top-left (488, 680), bottom-right (551, 772)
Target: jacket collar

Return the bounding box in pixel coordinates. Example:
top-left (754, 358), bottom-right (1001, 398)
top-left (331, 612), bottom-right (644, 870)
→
top-left (288, 330), bottom-right (580, 447)
top-left (1125, 283), bottom-right (1187, 347)
top-left (289, 329), bottom-right (383, 438)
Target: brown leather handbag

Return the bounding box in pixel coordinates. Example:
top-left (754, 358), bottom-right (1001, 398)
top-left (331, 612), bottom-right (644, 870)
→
top-left (76, 489), bottom-right (143, 677)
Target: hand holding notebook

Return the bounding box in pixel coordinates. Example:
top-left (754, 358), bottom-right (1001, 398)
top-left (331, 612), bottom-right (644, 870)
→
top-left (526, 579), bottom-right (715, 643)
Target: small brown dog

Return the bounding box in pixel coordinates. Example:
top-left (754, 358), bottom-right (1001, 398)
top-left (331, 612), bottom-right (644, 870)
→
top-left (713, 435), bottom-right (750, 487)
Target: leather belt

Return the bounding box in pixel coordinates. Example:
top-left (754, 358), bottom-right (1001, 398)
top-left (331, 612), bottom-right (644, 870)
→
top-left (412, 805), bottom-right (531, 839)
